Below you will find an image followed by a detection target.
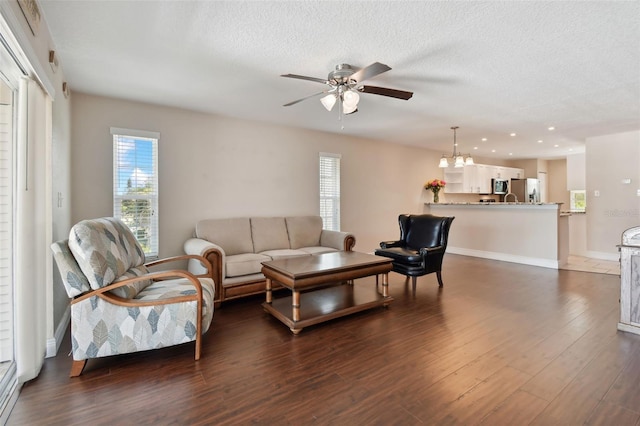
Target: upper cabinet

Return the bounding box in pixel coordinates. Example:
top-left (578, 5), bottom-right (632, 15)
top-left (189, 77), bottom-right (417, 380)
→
top-left (443, 164), bottom-right (524, 193)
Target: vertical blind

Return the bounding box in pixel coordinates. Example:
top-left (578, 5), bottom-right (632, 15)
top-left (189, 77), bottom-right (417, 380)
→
top-left (319, 152), bottom-right (341, 231)
top-left (111, 128), bottom-right (159, 258)
top-left (0, 81), bottom-right (13, 364)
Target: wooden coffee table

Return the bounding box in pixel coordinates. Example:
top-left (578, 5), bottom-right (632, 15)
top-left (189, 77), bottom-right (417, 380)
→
top-left (261, 251), bottom-right (393, 334)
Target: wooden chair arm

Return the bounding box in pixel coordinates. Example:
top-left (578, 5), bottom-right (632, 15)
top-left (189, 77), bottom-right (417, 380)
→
top-left (71, 269), bottom-right (204, 307)
top-left (145, 254), bottom-right (212, 277)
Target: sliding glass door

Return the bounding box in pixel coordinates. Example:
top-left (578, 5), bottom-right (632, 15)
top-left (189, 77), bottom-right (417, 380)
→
top-left (0, 32), bottom-right (22, 415)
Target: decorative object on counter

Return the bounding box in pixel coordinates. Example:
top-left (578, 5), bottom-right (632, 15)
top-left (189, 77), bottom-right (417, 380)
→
top-left (438, 126), bottom-right (474, 168)
top-left (425, 179), bottom-right (446, 203)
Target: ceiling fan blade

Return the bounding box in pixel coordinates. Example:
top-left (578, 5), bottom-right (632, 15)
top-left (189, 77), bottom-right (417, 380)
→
top-left (281, 74), bottom-right (329, 85)
top-left (283, 91), bottom-right (328, 107)
top-left (350, 62), bottom-right (391, 83)
top-left (359, 85), bottom-right (413, 100)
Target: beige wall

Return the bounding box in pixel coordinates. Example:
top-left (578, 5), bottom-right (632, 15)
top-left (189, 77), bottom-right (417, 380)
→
top-left (547, 159), bottom-right (569, 206)
top-left (71, 93), bottom-right (445, 257)
top-left (586, 130), bottom-right (640, 257)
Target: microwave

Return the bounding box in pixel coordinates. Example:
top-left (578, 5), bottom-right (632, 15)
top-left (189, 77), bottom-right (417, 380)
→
top-left (492, 178), bottom-right (509, 194)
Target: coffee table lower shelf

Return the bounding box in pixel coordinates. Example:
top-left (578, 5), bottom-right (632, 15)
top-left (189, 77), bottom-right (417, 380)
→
top-left (262, 284), bottom-right (393, 334)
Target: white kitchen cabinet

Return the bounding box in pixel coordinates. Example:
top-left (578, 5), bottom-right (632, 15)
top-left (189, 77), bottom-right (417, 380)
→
top-left (475, 164), bottom-right (492, 193)
top-left (442, 164), bottom-right (523, 194)
top-left (442, 168), bottom-right (465, 193)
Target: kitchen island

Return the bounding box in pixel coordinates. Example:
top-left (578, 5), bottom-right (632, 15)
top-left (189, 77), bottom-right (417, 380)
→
top-left (425, 203), bottom-right (568, 269)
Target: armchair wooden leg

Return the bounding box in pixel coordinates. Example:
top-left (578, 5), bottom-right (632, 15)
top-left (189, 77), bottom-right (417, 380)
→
top-left (69, 360), bottom-right (87, 378)
top-left (404, 276), bottom-right (410, 285)
top-left (411, 276), bottom-right (417, 291)
top-left (436, 271), bottom-right (444, 287)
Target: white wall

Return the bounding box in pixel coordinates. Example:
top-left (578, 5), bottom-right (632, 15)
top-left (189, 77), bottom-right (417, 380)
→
top-left (71, 93), bottom-right (444, 257)
top-left (586, 130), bottom-right (640, 258)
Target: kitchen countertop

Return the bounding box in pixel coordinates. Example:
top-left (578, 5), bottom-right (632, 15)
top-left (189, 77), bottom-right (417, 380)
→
top-left (426, 202), bottom-right (562, 206)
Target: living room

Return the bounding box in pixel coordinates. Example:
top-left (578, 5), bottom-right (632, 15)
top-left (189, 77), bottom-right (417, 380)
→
top-left (1, 1), bottom-right (639, 424)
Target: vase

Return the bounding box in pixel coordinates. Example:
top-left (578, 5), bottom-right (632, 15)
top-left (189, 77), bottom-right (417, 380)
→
top-left (433, 191), bottom-right (439, 203)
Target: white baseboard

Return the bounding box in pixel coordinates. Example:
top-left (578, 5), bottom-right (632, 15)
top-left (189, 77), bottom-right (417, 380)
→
top-left (447, 246), bottom-right (560, 269)
top-left (585, 250), bottom-right (620, 262)
top-left (46, 305), bottom-right (70, 358)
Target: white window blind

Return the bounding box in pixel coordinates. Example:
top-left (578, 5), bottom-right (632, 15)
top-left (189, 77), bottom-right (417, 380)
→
top-left (111, 128), bottom-right (159, 258)
top-left (319, 153), bottom-right (341, 231)
top-left (0, 81), bottom-right (13, 364)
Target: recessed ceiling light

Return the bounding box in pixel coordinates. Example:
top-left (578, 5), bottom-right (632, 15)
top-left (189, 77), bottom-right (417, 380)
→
top-left (473, 147), bottom-right (478, 150)
top-left (481, 138), bottom-right (487, 142)
top-left (537, 140), bottom-right (543, 143)
top-left (554, 144), bottom-right (559, 148)
top-left (510, 133), bottom-right (516, 137)
top-left (491, 149), bottom-right (496, 153)
top-left (508, 153), bottom-right (513, 156)
top-left (548, 126), bottom-right (555, 131)
top-left (568, 148), bottom-right (573, 151)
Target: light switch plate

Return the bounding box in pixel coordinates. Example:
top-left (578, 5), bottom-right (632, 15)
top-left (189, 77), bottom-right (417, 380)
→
top-left (594, 190), bottom-right (600, 197)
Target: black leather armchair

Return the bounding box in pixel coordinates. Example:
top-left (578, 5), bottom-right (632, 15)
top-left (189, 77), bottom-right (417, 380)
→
top-left (375, 214), bottom-right (454, 288)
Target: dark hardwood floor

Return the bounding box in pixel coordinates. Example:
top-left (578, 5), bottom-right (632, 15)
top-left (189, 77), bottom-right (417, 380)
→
top-left (8, 254), bottom-right (639, 425)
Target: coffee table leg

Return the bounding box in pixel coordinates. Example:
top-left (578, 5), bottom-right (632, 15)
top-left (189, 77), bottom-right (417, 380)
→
top-left (292, 290), bottom-right (301, 323)
top-left (382, 273), bottom-right (389, 297)
top-left (265, 277), bottom-right (272, 304)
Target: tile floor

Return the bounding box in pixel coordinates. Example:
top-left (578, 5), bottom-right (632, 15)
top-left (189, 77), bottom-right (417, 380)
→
top-left (561, 254), bottom-right (620, 276)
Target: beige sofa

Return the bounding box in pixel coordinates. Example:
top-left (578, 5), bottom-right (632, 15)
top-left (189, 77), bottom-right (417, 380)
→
top-left (184, 216), bottom-right (356, 306)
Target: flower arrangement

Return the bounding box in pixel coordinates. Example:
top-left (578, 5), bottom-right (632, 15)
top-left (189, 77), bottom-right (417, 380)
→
top-left (425, 179), bottom-right (446, 203)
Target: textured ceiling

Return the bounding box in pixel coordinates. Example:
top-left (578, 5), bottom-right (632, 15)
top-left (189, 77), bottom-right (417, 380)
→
top-left (39, 1), bottom-right (640, 160)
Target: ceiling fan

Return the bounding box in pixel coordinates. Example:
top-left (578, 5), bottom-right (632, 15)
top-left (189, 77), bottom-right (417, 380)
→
top-left (281, 62), bottom-right (413, 116)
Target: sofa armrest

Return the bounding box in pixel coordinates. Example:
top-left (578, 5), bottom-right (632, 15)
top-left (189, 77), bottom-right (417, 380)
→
top-left (184, 238), bottom-right (225, 305)
top-left (146, 254), bottom-right (212, 278)
top-left (320, 230), bottom-right (356, 251)
top-left (380, 240), bottom-right (402, 249)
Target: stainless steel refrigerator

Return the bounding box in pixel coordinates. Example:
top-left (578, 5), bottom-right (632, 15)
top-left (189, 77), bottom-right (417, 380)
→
top-left (510, 178), bottom-right (540, 203)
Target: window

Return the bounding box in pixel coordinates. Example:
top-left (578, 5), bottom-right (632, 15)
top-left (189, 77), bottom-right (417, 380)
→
top-left (570, 190), bottom-right (586, 212)
top-left (112, 128), bottom-right (159, 258)
top-left (319, 153), bottom-right (341, 231)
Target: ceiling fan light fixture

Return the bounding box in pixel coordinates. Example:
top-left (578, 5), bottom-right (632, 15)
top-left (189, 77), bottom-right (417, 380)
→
top-left (342, 89), bottom-right (360, 109)
top-left (454, 155), bottom-right (465, 168)
top-left (342, 102), bottom-right (358, 115)
top-left (320, 94), bottom-right (337, 111)
top-left (438, 156), bottom-right (449, 168)
top-left (465, 156), bottom-right (474, 166)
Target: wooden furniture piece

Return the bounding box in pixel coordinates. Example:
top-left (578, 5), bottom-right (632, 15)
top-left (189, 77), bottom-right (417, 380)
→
top-left (261, 251), bottom-right (393, 334)
top-left (375, 214), bottom-right (454, 288)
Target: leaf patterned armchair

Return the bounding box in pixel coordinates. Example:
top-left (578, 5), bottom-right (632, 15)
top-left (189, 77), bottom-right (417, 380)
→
top-left (51, 217), bottom-right (215, 377)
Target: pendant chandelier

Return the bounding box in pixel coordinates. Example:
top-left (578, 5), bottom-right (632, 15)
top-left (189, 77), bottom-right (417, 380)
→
top-left (438, 126), bottom-right (474, 168)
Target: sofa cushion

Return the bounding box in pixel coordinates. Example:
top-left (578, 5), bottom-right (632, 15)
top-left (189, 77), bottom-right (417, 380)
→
top-left (251, 217), bottom-right (290, 253)
top-left (136, 277), bottom-right (215, 335)
top-left (259, 249), bottom-right (310, 260)
top-left (196, 218), bottom-right (254, 256)
top-left (298, 246), bottom-right (338, 255)
top-left (285, 216), bottom-right (323, 249)
top-left (69, 217), bottom-right (147, 290)
top-left (226, 253), bottom-right (272, 278)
